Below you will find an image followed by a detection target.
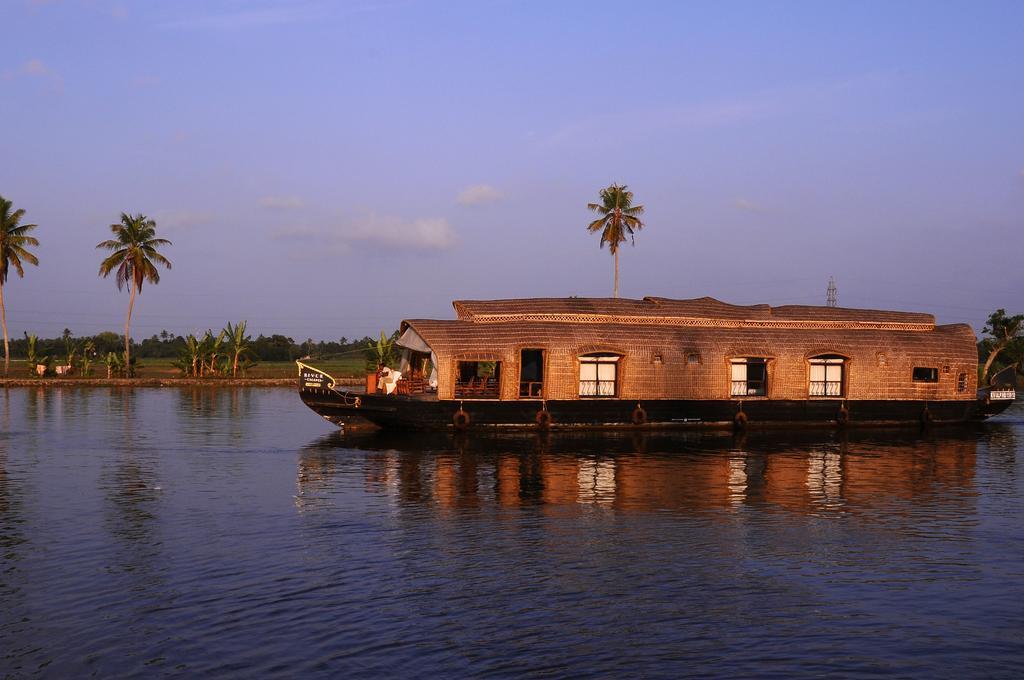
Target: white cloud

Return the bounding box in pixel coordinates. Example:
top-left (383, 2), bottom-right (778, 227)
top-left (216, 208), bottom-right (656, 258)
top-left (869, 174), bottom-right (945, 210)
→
top-left (734, 198), bottom-right (769, 214)
top-left (131, 74), bottom-right (160, 88)
top-left (259, 195), bottom-right (304, 210)
top-left (154, 211), bottom-right (213, 232)
top-left (272, 213), bottom-right (457, 252)
top-left (346, 214), bottom-right (456, 250)
top-left (161, 3), bottom-right (324, 30)
top-left (456, 184), bottom-right (503, 206)
top-left (271, 224), bottom-right (324, 241)
top-left (2, 58), bottom-right (63, 92)
top-left (539, 73), bottom-right (895, 149)
top-left (160, 1), bottom-right (408, 30)
top-left (23, 59), bottom-right (49, 76)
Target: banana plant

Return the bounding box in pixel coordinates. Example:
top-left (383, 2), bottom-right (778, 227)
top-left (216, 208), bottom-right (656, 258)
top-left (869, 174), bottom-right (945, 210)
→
top-left (103, 351), bottom-right (125, 378)
top-left (200, 330), bottom-right (226, 377)
top-left (24, 332), bottom-right (44, 376)
top-left (80, 340), bottom-right (96, 377)
top-left (176, 334), bottom-right (202, 376)
top-left (223, 320), bottom-right (254, 377)
top-left (62, 336), bottom-right (78, 376)
top-left (366, 330), bottom-right (397, 372)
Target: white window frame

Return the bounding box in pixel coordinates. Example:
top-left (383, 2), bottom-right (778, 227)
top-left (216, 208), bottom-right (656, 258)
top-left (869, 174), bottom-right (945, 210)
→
top-left (730, 358), bottom-right (767, 397)
top-left (579, 354), bottom-right (619, 397)
top-left (809, 356), bottom-right (845, 397)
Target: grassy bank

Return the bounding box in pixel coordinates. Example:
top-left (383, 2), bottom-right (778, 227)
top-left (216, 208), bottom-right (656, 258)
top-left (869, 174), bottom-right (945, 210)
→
top-left (0, 357), bottom-right (366, 385)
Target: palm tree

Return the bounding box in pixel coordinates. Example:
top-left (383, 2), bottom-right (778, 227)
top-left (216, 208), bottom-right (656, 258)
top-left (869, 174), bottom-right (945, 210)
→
top-left (97, 213), bottom-right (172, 374)
top-left (224, 321), bottom-right (254, 377)
top-left (0, 196), bottom-right (40, 376)
top-left (586, 184), bottom-right (645, 298)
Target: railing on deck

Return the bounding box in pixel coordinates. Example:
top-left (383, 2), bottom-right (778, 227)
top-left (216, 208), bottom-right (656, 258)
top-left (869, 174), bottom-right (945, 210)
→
top-left (731, 380), bottom-right (765, 396)
top-left (395, 377), bottom-right (433, 395)
top-left (519, 381), bottom-right (543, 398)
top-left (455, 377), bottom-right (500, 399)
top-left (809, 381), bottom-right (843, 397)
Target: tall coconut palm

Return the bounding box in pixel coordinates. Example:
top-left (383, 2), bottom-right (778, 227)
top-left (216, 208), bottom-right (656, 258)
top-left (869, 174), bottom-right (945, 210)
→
top-left (97, 213), bottom-right (172, 374)
top-left (0, 196), bottom-right (40, 376)
top-left (586, 184), bottom-right (645, 298)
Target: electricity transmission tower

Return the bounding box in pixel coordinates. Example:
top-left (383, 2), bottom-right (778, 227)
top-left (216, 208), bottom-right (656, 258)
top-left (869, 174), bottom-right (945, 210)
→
top-left (826, 277), bottom-right (837, 307)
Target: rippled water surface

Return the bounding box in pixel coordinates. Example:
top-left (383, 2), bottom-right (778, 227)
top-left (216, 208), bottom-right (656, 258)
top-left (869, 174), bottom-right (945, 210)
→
top-left (1, 387), bottom-right (1022, 678)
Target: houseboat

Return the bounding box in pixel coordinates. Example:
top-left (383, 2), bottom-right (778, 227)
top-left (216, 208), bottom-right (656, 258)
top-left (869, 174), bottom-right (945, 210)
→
top-left (297, 296), bottom-right (1017, 430)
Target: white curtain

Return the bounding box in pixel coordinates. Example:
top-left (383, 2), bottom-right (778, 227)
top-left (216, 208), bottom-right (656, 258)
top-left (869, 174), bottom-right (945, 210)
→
top-left (396, 327), bottom-right (438, 387)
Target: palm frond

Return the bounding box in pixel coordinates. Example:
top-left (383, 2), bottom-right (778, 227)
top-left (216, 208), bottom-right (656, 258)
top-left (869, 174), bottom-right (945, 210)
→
top-left (10, 245), bottom-right (39, 268)
top-left (7, 249), bottom-right (24, 278)
top-left (0, 196), bottom-right (41, 284)
top-left (98, 213), bottom-right (171, 293)
top-left (586, 183), bottom-right (646, 265)
top-left (587, 216), bottom-right (610, 234)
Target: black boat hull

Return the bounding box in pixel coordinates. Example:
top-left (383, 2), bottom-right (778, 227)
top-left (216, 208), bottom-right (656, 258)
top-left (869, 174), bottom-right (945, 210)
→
top-left (300, 386), bottom-right (1012, 430)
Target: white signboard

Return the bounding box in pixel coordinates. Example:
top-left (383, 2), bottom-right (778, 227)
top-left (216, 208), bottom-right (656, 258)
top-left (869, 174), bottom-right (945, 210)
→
top-left (990, 389), bottom-right (1016, 401)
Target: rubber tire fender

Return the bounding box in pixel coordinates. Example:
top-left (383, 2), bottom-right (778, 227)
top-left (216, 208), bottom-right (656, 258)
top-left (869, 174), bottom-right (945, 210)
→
top-left (535, 409), bottom-right (553, 428)
top-left (837, 406), bottom-right (850, 426)
top-left (453, 409), bottom-right (471, 430)
top-left (734, 411), bottom-right (748, 429)
top-left (631, 406), bottom-right (647, 426)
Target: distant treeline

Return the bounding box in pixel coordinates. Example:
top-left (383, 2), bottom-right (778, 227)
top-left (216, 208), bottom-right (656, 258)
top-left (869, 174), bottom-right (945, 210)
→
top-left (7, 330), bottom-right (397, 363)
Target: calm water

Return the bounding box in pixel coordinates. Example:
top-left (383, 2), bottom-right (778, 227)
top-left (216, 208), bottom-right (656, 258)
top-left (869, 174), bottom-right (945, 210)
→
top-left (1, 387), bottom-right (1022, 678)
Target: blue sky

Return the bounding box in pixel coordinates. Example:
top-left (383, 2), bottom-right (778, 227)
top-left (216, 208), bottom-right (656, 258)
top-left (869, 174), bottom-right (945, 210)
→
top-left (2, 0), bottom-right (1022, 341)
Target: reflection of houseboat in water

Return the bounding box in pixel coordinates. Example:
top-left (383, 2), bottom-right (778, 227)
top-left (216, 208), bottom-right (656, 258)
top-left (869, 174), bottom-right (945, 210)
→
top-left (295, 429), bottom-right (986, 513)
top-left (298, 297), bottom-right (1017, 430)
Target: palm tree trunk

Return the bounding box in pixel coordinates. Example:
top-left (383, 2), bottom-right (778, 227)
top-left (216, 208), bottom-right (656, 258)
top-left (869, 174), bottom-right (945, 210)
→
top-left (613, 250), bottom-right (619, 298)
top-left (0, 282), bottom-right (8, 377)
top-left (233, 352), bottom-right (239, 378)
top-left (125, 278), bottom-right (136, 375)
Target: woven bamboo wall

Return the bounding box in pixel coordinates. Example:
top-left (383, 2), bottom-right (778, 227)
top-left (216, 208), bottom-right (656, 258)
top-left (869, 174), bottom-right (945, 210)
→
top-left (404, 298), bottom-right (978, 403)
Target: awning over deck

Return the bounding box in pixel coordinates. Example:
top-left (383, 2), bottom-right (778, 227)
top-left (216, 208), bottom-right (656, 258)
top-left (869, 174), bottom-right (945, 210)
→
top-left (397, 326), bottom-right (438, 388)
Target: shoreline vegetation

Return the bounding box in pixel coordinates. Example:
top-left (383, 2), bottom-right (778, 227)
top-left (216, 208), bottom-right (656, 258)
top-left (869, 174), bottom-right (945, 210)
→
top-left (4, 329), bottom-right (396, 381)
top-left (0, 356), bottom-right (369, 388)
top-left (0, 376), bottom-right (365, 388)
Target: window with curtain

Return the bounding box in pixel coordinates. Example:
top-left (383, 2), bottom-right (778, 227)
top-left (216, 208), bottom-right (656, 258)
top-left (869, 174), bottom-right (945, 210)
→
top-left (730, 358), bottom-right (767, 396)
top-left (579, 354), bottom-right (619, 397)
top-left (809, 356), bottom-right (845, 397)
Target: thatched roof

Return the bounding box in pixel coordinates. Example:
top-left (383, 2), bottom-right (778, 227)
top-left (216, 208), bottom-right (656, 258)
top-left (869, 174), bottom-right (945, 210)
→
top-left (450, 296), bottom-right (935, 329)
top-left (401, 317), bottom-right (974, 363)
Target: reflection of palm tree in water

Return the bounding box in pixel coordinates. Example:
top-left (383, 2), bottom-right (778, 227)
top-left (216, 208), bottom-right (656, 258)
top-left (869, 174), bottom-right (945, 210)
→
top-left (102, 389), bottom-right (161, 555)
top-left (0, 389), bottom-right (26, 554)
top-left (0, 389), bottom-right (30, 638)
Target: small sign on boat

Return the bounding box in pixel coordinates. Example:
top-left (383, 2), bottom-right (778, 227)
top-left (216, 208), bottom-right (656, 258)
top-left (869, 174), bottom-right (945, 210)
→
top-left (299, 363), bottom-right (333, 390)
top-left (990, 389), bottom-right (1016, 401)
